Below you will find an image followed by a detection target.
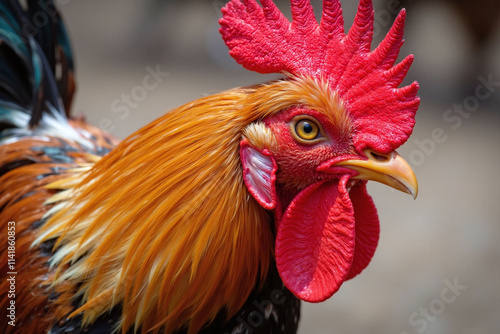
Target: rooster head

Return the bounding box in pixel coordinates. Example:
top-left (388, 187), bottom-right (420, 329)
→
top-left (221, 0), bottom-right (420, 302)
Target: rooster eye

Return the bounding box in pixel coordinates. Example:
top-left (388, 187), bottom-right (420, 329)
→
top-left (293, 118), bottom-right (321, 142)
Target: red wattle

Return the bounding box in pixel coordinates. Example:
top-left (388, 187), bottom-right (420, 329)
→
top-left (275, 180), bottom-right (356, 302)
top-left (346, 182), bottom-right (380, 280)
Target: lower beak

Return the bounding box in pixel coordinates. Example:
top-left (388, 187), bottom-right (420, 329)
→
top-left (334, 149), bottom-right (418, 199)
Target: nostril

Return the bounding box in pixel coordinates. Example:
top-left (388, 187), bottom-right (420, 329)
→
top-left (369, 151), bottom-right (389, 162)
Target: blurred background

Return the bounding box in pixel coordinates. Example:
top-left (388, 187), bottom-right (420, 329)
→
top-left (57, 1), bottom-right (499, 333)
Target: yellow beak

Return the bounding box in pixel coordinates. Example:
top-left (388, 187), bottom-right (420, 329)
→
top-left (334, 149), bottom-right (418, 199)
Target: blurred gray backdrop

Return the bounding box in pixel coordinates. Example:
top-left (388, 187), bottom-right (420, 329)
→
top-left (56, 1), bottom-right (500, 333)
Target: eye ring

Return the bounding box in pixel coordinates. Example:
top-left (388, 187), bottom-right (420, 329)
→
top-left (291, 116), bottom-right (325, 144)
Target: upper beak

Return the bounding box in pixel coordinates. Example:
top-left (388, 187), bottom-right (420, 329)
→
top-left (334, 149), bottom-right (418, 199)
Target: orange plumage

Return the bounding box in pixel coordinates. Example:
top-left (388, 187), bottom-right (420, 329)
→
top-left (37, 89), bottom-right (276, 333)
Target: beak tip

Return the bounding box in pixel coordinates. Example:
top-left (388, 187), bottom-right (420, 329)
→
top-left (408, 177), bottom-right (418, 200)
top-left (405, 178), bottom-right (418, 200)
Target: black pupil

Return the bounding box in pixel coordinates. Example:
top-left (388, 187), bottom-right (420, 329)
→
top-left (303, 122), bottom-right (313, 133)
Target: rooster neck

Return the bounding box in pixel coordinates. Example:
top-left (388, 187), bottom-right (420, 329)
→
top-left (37, 91), bottom-right (276, 333)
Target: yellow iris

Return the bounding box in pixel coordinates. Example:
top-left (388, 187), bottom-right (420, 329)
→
top-left (295, 119), bottom-right (320, 141)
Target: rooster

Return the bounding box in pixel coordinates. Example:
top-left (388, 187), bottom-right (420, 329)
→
top-left (0, 0), bottom-right (419, 333)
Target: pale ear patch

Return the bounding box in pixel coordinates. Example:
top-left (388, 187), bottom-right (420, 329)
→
top-left (242, 122), bottom-right (278, 151)
top-left (240, 139), bottom-right (277, 210)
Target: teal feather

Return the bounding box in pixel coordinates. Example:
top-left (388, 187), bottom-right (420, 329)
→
top-left (0, 0), bottom-right (75, 132)
top-left (57, 19), bottom-right (74, 69)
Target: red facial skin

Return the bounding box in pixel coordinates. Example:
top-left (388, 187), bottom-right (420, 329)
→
top-left (263, 107), bottom-right (359, 215)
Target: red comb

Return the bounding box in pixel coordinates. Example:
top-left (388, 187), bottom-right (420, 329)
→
top-left (220, 0), bottom-right (420, 152)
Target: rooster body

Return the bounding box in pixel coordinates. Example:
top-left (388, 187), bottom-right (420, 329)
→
top-left (0, 0), bottom-right (419, 333)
